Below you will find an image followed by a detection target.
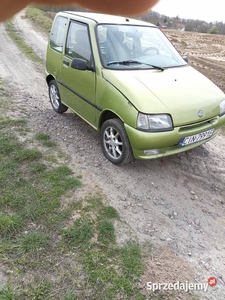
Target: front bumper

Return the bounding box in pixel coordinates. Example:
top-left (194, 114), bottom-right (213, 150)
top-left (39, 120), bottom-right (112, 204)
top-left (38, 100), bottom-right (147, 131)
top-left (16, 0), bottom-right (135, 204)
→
top-left (125, 114), bottom-right (225, 159)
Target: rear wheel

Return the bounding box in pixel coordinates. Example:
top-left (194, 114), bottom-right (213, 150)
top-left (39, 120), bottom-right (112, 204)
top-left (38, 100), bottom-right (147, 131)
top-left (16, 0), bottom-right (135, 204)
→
top-left (49, 80), bottom-right (68, 114)
top-left (100, 118), bottom-right (134, 165)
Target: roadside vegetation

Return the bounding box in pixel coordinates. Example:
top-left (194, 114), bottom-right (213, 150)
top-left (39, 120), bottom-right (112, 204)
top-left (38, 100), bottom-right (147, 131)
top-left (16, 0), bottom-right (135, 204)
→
top-left (25, 6), bottom-right (55, 33)
top-left (24, 5), bottom-right (86, 34)
top-left (0, 78), bottom-right (148, 299)
top-left (5, 20), bottom-right (44, 66)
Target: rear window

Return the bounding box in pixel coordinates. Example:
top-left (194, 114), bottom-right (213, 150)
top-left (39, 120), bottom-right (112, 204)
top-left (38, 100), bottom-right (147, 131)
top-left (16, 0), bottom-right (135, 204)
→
top-left (50, 16), bottom-right (68, 53)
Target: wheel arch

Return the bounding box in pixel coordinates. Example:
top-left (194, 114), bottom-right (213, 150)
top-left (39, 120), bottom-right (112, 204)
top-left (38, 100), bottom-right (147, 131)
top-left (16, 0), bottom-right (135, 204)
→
top-left (46, 74), bottom-right (55, 86)
top-left (99, 110), bottom-right (121, 129)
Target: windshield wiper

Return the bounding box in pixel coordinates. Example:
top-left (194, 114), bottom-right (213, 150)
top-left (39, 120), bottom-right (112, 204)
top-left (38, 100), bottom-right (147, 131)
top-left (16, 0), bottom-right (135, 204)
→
top-left (107, 60), bottom-right (164, 71)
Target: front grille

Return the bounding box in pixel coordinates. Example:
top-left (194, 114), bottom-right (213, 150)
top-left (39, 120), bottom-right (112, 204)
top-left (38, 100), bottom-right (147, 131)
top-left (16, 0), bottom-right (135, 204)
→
top-left (178, 117), bottom-right (217, 133)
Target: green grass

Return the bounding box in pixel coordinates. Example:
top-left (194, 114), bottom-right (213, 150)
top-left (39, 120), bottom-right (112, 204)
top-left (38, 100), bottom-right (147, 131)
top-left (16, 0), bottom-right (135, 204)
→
top-left (26, 6), bottom-right (54, 34)
top-left (121, 241), bottom-right (144, 280)
top-left (98, 219), bottom-right (116, 243)
top-left (5, 20), bottom-right (44, 66)
top-left (0, 77), bottom-right (149, 300)
top-left (34, 133), bottom-right (57, 147)
top-left (99, 205), bottom-right (120, 219)
top-left (25, 281), bottom-right (52, 300)
top-left (0, 213), bottom-right (23, 238)
top-left (62, 219), bottom-right (94, 248)
top-left (61, 197), bottom-right (146, 299)
top-left (0, 118), bottom-right (27, 130)
top-left (29, 162), bottom-right (47, 174)
top-left (16, 231), bottom-right (49, 255)
top-left (0, 110), bottom-right (146, 299)
top-left (0, 285), bottom-right (17, 300)
top-left (0, 97), bottom-right (12, 116)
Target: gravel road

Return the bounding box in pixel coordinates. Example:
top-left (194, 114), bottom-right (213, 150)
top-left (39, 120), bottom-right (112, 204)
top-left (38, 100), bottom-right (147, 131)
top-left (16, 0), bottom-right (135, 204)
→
top-left (0, 10), bottom-right (225, 299)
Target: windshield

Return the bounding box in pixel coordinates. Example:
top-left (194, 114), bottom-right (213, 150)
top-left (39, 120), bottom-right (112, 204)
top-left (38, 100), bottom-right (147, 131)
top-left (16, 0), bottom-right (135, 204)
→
top-left (96, 24), bottom-right (187, 70)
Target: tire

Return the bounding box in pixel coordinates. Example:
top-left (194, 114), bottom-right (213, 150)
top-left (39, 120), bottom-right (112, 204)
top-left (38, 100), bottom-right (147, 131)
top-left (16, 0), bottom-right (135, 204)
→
top-left (49, 80), bottom-right (68, 114)
top-left (100, 118), bottom-right (134, 165)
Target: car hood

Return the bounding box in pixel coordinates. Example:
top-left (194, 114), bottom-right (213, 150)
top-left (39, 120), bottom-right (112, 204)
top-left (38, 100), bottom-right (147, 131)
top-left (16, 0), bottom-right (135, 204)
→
top-left (102, 65), bottom-right (225, 126)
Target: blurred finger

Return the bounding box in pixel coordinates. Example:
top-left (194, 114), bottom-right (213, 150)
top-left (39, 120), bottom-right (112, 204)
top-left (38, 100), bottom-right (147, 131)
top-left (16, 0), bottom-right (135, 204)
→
top-left (36, 0), bottom-right (159, 15)
top-left (0, 0), bottom-right (159, 22)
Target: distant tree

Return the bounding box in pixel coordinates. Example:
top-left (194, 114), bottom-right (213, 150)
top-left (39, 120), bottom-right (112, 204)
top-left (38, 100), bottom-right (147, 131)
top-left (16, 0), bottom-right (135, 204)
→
top-left (209, 26), bottom-right (219, 34)
top-left (185, 22), bottom-right (195, 32)
top-left (215, 21), bottom-right (225, 35)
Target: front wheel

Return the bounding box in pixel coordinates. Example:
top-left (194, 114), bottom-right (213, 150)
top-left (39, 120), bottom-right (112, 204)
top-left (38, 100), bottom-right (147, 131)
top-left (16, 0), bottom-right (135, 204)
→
top-left (100, 118), bottom-right (134, 165)
top-left (49, 80), bottom-right (68, 114)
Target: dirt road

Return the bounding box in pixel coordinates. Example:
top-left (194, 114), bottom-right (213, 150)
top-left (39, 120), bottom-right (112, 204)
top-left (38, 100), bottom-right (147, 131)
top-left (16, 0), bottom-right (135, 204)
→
top-left (0, 11), bottom-right (225, 300)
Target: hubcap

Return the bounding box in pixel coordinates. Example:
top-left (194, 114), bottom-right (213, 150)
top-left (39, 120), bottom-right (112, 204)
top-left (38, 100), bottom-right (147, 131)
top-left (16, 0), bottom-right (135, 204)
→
top-left (103, 126), bottom-right (123, 160)
top-left (50, 84), bottom-right (59, 110)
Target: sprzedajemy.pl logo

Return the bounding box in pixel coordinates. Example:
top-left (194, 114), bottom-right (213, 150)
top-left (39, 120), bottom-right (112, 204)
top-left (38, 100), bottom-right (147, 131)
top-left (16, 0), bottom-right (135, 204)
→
top-left (146, 277), bottom-right (217, 293)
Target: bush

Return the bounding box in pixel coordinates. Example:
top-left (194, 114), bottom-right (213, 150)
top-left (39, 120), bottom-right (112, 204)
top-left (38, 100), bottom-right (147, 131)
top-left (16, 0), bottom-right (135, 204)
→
top-left (209, 26), bottom-right (219, 34)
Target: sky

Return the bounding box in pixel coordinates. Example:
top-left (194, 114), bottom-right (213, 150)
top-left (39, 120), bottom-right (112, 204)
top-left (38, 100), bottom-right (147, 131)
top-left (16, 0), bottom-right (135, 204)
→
top-left (152, 0), bottom-right (225, 23)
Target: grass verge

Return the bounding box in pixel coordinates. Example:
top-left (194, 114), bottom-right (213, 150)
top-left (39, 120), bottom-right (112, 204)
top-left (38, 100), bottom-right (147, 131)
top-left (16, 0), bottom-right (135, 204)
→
top-left (0, 79), bottom-right (147, 299)
top-left (5, 20), bottom-right (44, 66)
top-left (25, 6), bottom-right (54, 34)
top-left (0, 124), bottom-right (146, 299)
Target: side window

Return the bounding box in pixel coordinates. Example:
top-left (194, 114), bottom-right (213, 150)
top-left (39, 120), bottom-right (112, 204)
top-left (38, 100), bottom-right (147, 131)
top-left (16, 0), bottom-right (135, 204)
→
top-left (50, 16), bottom-right (68, 53)
top-left (65, 21), bottom-right (92, 64)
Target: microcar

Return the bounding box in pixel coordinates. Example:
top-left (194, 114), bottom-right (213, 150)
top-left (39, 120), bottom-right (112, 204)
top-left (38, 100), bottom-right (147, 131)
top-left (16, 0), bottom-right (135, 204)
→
top-left (45, 12), bottom-right (225, 165)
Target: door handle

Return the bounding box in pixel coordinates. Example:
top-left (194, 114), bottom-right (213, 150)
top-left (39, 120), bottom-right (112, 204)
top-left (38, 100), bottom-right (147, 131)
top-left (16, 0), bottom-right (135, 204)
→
top-left (63, 60), bottom-right (70, 67)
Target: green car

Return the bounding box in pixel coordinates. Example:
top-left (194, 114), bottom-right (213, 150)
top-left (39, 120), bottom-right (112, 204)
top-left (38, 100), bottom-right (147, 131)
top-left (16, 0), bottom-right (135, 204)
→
top-left (45, 11), bottom-right (225, 165)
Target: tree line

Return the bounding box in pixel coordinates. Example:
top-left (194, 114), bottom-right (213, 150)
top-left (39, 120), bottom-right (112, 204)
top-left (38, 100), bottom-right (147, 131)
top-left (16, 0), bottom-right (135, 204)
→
top-left (141, 10), bottom-right (225, 35)
top-left (36, 5), bottom-right (225, 35)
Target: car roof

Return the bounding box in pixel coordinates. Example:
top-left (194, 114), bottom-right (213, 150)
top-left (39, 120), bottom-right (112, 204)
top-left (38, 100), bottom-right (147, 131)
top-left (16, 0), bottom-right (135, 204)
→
top-left (62, 11), bottom-right (156, 27)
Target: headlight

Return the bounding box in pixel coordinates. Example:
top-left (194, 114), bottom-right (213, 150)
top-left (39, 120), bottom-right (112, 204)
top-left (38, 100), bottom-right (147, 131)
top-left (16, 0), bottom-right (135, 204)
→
top-left (137, 113), bottom-right (173, 131)
top-left (220, 99), bottom-right (225, 116)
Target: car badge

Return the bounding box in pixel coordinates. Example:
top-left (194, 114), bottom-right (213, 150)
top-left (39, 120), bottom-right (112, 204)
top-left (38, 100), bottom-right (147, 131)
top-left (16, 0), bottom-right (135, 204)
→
top-left (198, 110), bottom-right (203, 118)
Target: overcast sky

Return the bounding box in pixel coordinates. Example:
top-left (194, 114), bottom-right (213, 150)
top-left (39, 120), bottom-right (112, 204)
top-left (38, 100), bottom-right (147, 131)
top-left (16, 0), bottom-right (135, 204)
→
top-left (152, 0), bottom-right (224, 22)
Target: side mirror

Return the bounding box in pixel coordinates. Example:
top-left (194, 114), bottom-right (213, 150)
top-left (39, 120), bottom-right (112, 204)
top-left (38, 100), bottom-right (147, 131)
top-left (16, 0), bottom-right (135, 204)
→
top-left (182, 56), bottom-right (188, 63)
top-left (71, 58), bottom-right (88, 70)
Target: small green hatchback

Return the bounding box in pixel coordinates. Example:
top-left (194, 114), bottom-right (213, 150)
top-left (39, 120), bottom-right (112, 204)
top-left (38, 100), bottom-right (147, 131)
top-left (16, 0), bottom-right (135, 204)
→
top-left (45, 11), bottom-right (225, 165)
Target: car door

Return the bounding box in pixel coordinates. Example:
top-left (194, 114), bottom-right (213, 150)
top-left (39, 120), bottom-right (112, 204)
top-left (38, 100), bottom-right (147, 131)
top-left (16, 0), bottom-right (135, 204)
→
top-left (61, 20), bottom-right (96, 125)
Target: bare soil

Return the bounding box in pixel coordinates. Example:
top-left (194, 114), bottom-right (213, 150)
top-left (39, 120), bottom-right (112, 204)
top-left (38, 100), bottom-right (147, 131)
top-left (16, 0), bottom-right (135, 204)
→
top-left (0, 10), bottom-right (225, 300)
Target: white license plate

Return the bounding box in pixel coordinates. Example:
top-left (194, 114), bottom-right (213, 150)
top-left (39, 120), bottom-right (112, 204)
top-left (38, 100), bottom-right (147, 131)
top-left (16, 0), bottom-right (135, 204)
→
top-left (179, 128), bottom-right (215, 147)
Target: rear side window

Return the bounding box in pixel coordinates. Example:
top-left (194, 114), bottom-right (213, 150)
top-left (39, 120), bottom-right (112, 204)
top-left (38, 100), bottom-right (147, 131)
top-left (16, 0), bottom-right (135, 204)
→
top-left (50, 16), bottom-right (68, 53)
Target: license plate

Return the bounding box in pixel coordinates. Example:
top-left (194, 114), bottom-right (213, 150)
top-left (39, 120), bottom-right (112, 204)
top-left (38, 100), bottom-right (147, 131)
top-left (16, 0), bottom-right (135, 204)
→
top-left (179, 128), bottom-right (215, 147)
